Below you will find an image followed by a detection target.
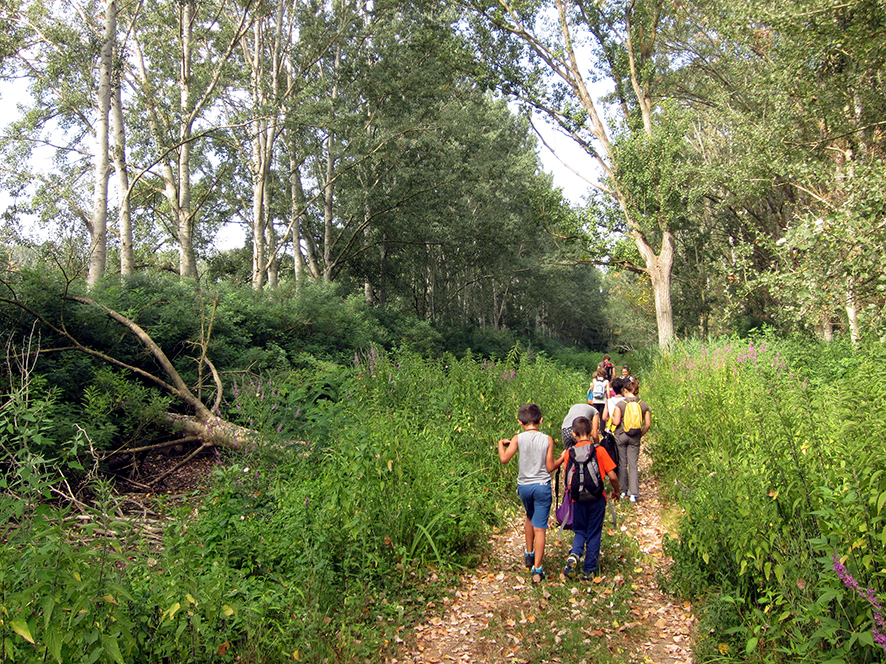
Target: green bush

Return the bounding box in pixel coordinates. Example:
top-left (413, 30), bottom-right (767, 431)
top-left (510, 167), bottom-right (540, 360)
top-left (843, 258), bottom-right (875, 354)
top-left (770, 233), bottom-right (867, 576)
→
top-left (647, 335), bottom-right (886, 663)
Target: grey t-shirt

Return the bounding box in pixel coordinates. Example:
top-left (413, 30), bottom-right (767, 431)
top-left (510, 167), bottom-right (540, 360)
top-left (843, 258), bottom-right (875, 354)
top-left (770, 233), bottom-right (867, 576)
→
top-left (561, 403), bottom-right (598, 430)
top-left (516, 430), bottom-right (552, 486)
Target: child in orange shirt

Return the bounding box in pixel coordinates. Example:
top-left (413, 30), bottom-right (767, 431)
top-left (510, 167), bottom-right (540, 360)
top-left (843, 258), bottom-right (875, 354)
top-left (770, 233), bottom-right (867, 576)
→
top-left (549, 415), bottom-right (619, 580)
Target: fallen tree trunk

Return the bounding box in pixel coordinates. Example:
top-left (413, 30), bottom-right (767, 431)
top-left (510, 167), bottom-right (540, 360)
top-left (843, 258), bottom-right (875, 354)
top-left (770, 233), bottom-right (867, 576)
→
top-left (164, 413), bottom-right (258, 450)
top-left (69, 296), bottom-right (261, 450)
top-left (1, 293), bottom-right (258, 450)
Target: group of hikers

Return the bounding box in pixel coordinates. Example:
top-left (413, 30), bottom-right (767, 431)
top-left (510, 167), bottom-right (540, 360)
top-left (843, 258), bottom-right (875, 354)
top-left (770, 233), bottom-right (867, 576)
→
top-left (497, 355), bottom-right (652, 584)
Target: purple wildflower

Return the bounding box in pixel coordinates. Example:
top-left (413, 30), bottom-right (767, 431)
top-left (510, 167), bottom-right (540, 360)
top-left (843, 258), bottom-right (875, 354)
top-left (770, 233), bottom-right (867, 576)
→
top-left (833, 554), bottom-right (886, 652)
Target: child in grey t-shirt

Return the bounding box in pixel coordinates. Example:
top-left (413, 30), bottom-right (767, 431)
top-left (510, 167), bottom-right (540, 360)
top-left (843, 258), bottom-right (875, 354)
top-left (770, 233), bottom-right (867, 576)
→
top-left (498, 403), bottom-right (556, 583)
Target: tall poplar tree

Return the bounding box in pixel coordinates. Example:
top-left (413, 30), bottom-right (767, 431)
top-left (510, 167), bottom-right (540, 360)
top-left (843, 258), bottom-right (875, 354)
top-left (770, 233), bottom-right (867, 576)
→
top-left (126, 0), bottom-right (253, 278)
top-left (87, 0), bottom-right (115, 286)
top-left (466, 0), bottom-right (686, 346)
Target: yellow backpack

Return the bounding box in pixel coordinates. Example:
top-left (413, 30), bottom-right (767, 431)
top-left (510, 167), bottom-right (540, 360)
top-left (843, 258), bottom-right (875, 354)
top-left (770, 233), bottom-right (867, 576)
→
top-left (622, 399), bottom-right (643, 436)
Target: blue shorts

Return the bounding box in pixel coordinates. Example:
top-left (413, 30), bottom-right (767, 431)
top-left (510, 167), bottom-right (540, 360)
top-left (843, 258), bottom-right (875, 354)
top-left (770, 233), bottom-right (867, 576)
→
top-left (517, 481), bottom-right (552, 530)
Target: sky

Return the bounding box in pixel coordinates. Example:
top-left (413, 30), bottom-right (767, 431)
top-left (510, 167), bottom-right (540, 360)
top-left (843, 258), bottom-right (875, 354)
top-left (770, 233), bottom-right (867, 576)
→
top-left (534, 117), bottom-right (596, 206)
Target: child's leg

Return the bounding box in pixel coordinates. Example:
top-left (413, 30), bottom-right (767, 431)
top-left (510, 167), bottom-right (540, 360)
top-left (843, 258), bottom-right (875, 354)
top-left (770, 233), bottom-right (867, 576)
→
top-left (533, 528), bottom-right (546, 569)
top-left (519, 483), bottom-right (551, 570)
top-left (532, 483), bottom-right (552, 568)
top-left (565, 502), bottom-right (588, 579)
top-left (582, 498), bottom-right (608, 574)
top-left (616, 438), bottom-right (629, 494)
top-left (627, 440), bottom-right (641, 497)
top-left (569, 501), bottom-right (589, 558)
top-left (524, 517), bottom-right (535, 557)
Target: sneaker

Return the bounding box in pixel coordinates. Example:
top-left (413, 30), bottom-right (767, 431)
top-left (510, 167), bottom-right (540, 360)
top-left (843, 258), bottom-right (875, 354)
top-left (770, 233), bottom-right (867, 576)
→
top-left (563, 554), bottom-right (579, 580)
top-left (580, 571), bottom-right (596, 582)
top-left (629, 495), bottom-right (638, 503)
top-left (531, 566), bottom-right (546, 583)
top-left (524, 551), bottom-right (534, 569)
top-left (620, 492), bottom-right (627, 499)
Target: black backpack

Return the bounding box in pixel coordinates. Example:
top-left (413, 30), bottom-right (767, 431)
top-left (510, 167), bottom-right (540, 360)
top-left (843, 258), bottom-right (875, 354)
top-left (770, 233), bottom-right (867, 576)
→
top-left (567, 443), bottom-right (604, 503)
top-left (599, 430), bottom-right (620, 476)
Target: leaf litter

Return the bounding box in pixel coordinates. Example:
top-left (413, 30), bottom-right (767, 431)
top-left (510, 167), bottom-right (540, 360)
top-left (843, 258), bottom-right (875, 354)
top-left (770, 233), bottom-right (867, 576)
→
top-left (393, 450), bottom-right (696, 663)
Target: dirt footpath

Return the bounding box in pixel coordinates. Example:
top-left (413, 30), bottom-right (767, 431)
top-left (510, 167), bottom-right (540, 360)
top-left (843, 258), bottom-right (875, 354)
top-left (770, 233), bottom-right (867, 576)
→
top-left (394, 451), bottom-right (696, 663)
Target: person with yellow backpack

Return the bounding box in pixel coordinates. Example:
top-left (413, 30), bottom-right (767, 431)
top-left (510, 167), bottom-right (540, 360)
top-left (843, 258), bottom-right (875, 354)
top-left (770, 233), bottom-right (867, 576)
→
top-left (601, 377), bottom-right (625, 434)
top-left (609, 378), bottom-right (651, 503)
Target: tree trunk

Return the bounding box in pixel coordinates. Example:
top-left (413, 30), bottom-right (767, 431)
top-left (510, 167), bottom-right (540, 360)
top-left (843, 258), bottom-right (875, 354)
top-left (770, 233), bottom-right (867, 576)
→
top-left (363, 201), bottom-right (374, 303)
top-left (176, 0), bottom-right (197, 278)
top-left (288, 155), bottom-right (321, 282)
top-left (289, 147), bottom-right (307, 286)
top-left (111, 55), bottom-right (133, 277)
top-left (637, 229), bottom-right (675, 347)
top-left (88, 0), bottom-right (115, 287)
top-left (321, 44), bottom-right (341, 283)
top-left (322, 127), bottom-right (335, 282)
top-left (377, 233), bottom-right (387, 305)
top-left (846, 286), bottom-right (859, 345)
top-left (251, 146), bottom-right (267, 289)
top-left (266, 218), bottom-right (278, 288)
top-left (61, 296), bottom-right (259, 450)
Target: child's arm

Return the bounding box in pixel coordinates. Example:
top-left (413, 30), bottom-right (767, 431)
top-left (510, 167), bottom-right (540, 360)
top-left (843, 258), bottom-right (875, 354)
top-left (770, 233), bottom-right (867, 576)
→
top-left (545, 437), bottom-right (563, 472)
top-left (642, 409), bottom-right (651, 437)
top-left (607, 470), bottom-right (620, 499)
top-left (548, 449), bottom-right (566, 473)
top-left (591, 413), bottom-right (600, 444)
top-left (498, 434), bottom-right (519, 464)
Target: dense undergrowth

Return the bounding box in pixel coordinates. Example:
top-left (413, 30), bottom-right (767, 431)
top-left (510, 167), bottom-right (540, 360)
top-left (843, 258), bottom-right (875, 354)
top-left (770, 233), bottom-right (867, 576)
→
top-left (645, 334), bottom-right (886, 663)
top-left (0, 346), bottom-right (598, 662)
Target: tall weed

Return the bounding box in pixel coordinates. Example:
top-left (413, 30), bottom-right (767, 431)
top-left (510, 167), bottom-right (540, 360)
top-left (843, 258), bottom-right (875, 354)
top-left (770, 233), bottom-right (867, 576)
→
top-left (1, 347), bottom-right (599, 662)
top-left (647, 335), bottom-right (886, 662)
top-left (182, 346), bottom-right (592, 660)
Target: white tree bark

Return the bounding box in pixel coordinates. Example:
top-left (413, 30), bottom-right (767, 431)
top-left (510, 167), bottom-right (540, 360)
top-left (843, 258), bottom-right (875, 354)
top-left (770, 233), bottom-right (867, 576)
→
top-left (245, 4), bottom-right (287, 290)
top-left (111, 43), bottom-right (133, 276)
top-left (846, 285), bottom-right (860, 345)
top-left (87, 0), bottom-right (115, 287)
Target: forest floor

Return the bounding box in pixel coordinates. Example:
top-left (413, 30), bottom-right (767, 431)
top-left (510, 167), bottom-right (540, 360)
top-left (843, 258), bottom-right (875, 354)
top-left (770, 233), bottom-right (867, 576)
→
top-left (393, 450), bottom-right (697, 664)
